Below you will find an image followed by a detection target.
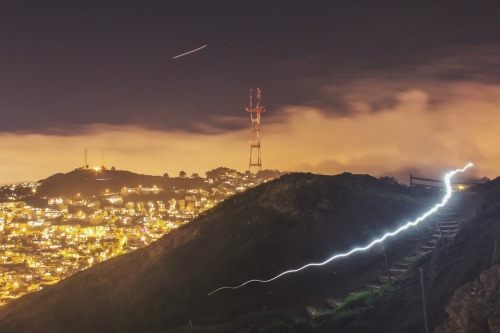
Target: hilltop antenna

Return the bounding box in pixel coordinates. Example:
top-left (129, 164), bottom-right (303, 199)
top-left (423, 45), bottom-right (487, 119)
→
top-left (245, 88), bottom-right (265, 173)
top-left (84, 148), bottom-right (88, 169)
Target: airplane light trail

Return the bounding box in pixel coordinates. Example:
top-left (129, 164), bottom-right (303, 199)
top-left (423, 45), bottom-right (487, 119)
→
top-left (208, 163), bottom-right (473, 296)
top-left (172, 44), bottom-right (208, 59)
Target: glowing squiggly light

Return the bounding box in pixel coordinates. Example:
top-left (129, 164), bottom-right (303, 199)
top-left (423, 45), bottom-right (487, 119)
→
top-left (208, 163), bottom-right (473, 296)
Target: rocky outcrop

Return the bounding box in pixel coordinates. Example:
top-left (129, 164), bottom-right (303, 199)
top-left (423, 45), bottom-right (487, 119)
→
top-left (435, 264), bottom-right (500, 333)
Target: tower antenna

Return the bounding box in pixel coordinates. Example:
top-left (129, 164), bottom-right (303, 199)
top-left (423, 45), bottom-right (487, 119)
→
top-left (245, 88), bottom-right (265, 173)
top-left (84, 148), bottom-right (88, 169)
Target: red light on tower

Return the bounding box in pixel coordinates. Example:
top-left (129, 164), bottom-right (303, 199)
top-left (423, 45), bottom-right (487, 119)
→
top-left (246, 88), bottom-right (265, 173)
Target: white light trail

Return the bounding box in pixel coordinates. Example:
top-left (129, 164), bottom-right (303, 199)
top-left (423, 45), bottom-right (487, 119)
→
top-left (208, 163), bottom-right (473, 296)
top-left (172, 44), bottom-right (208, 59)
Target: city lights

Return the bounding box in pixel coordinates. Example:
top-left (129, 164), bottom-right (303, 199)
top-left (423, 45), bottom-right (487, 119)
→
top-left (0, 170), bottom-right (276, 305)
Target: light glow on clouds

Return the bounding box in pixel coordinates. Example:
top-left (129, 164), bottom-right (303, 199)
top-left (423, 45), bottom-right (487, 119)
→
top-left (0, 82), bottom-right (498, 184)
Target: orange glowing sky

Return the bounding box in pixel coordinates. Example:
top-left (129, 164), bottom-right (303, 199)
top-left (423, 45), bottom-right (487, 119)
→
top-left (1, 2), bottom-right (499, 184)
top-left (1, 80), bottom-right (497, 184)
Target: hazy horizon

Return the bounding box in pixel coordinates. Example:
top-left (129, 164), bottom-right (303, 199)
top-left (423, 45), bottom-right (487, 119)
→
top-left (1, 2), bottom-right (497, 187)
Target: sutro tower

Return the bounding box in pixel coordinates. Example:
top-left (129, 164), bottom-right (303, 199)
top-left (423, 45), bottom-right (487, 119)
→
top-left (246, 88), bottom-right (265, 173)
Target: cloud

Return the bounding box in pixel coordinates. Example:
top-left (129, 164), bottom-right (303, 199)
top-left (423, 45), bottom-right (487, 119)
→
top-left (274, 43), bottom-right (500, 122)
top-left (1, 80), bottom-right (499, 185)
top-left (264, 81), bottom-right (499, 182)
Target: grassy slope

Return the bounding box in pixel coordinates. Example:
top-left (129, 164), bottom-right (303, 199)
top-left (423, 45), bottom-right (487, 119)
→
top-left (0, 173), bottom-right (430, 332)
top-left (302, 179), bottom-right (500, 333)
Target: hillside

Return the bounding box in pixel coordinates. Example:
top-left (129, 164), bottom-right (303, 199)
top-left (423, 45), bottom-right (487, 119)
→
top-left (0, 172), bottom-right (436, 332)
top-left (37, 169), bottom-right (206, 197)
top-left (296, 178), bottom-right (500, 333)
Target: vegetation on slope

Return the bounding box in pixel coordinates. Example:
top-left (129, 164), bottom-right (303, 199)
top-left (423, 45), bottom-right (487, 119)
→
top-left (0, 172), bottom-right (433, 332)
top-left (301, 179), bottom-right (500, 333)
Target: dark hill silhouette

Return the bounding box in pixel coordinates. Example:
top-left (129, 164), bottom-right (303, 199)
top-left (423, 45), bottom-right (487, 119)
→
top-left (0, 172), bottom-right (436, 332)
top-left (37, 169), bottom-right (205, 197)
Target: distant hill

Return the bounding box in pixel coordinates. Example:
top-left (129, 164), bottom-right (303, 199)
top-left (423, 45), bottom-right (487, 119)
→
top-left (37, 169), bottom-right (205, 197)
top-left (0, 172), bottom-right (434, 332)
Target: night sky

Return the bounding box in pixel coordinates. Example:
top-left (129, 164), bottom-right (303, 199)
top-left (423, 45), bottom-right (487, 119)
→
top-left (1, 1), bottom-right (499, 183)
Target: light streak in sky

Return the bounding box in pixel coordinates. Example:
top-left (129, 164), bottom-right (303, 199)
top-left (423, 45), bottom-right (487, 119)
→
top-left (172, 44), bottom-right (208, 59)
top-left (208, 163), bottom-right (473, 296)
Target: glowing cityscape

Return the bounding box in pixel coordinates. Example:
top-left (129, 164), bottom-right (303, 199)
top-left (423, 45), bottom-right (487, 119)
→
top-left (0, 2), bottom-right (499, 331)
top-left (0, 170), bottom-right (279, 306)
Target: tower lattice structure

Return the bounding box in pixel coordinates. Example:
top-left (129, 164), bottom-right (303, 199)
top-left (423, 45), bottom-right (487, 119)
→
top-left (246, 88), bottom-right (265, 173)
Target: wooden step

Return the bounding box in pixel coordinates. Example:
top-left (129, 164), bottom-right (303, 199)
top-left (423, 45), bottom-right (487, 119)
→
top-left (436, 226), bottom-right (459, 231)
top-left (393, 261), bottom-right (411, 269)
top-left (417, 250), bottom-right (433, 256)
top-left (438, 229), bottom-right (459, 234)
top-left (432, 234), bottom-right (455, 239)
top-left (439, 223), bottom-right (459, 228)
top-left (325, 298), bottom-right (343, 309)
top-left (389, 268), bottom-right (407, 276)
top-left (439, 222), bottom-right (459, 226)
top-left (438, 211), bottom-right (458, 215)
top-left (437, 216), bottom-right (457, 220)
top-left (378, 276), bottom-right (392, 284)
top-left (365, 283), bottom-right (383, 291)
top-left (439, 226), bottom-right (459, 231)
top-left (439, 218), bottom-right (459, 222)
top-left (305, 305), bottom-right (319, 319)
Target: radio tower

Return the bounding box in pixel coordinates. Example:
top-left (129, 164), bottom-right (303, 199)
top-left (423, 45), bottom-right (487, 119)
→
top-left (84, 148), bottom-right (88, 169)
top-left (246, 88), bottom-right (265, 173)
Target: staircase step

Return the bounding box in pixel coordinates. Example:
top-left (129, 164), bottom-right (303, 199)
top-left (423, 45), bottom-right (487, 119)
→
top-left (394, 261), bottom-right (411, 269)
top-left (420, 245), bottom-right (435, 251)
top-left (436, 226), bottom-right (459, 231)
top-left (437, 231), bottom-right (458, 236)
top-left (439, 222), bottom-right (459, 226)
top-left (389, 268), bottom-right (407, 276)
top-left (378, 276), bottom-right (392, 284)
top-left (437, 215), bottom-right (458, 220)
top-left (432, 234), bottom-right (454, 239)
top-left (439, 217), bottom-right (459, 222)
top-left (437, 216), bottom-right (457, 220)
top-left (439, 223), bottom-right (459, 228)
top-left (438, 226), bottom-right (459, 231)
top-left (417, 249), bottom-right (433, 256)
top-left (438, 211), bottom-right (458, 215)
top-left (365, 283), bottom-right (383, 291)
top-left (438, 228), bottom-right (459, 233)
top-left (325, 298), bottom-right (343, 309)
top-left (305, 305), bottom-right (319, 319)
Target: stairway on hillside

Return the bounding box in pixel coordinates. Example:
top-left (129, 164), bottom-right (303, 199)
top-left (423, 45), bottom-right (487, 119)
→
top-left (303, 192), bottom-right (464, 320)
top-left (374, 193), bottom-right (462, 287)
